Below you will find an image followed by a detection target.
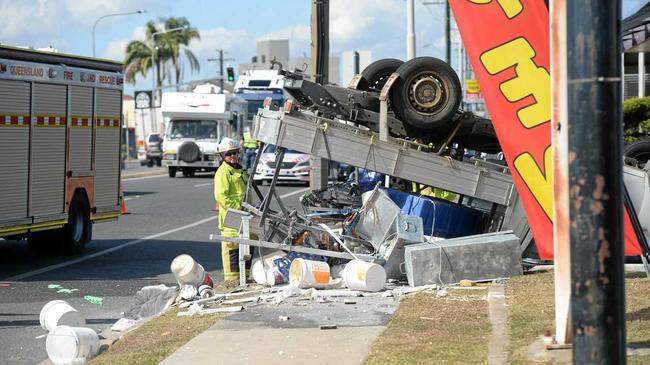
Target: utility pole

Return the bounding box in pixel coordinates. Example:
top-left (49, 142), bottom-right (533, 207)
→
top-left (406, 0), bottom-right (416, 60)
top-left (208, 49), bottom-right (235, 94)
top-left (567, 0), bottom-right (626, 363)
top-left (445, 1), bottom-right (451, 64)
top-left (310, 0), bottom-right (330, 190)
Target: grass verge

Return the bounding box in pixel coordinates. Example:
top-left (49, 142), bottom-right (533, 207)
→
top-left (507, 270), bottom-right (650, 364)
top-left (88, 307), bottom-right (224, 365)
top-left (363, 289), bottom-right (490, 365)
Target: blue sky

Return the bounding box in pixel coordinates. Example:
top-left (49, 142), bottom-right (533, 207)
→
top-left (0, 0), bottom-right (646, 95)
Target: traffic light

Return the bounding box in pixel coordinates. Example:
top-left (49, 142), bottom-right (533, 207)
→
top-left (226, 67), bottom-right (235, 82)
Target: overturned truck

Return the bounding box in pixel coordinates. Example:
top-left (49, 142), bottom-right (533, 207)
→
top-left (214, 56), bottom-right (650, 288)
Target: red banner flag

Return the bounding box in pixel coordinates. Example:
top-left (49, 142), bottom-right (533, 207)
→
top-left (450, 0), bottom-right (642, 259)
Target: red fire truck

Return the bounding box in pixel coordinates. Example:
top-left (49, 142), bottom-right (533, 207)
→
top-left (0, 45), bottom-right (123, 254)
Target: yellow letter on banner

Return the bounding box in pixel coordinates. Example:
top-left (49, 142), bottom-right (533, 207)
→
top-left (468, 0), bottom-right (523, 19)
top-left (480, 37), bottom-right (551, 129)
top-left (514, 146), bottom-right (554, 221)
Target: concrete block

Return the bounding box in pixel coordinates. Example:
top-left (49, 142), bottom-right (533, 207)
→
top-left (404, 231), bottom-right (523, 287)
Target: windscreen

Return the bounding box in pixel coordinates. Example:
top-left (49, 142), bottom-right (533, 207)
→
top-left (166, 120), bottom-right (221, 140)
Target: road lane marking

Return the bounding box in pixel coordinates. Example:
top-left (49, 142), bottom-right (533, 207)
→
top-left (122, 174), bottom-right (166, 182)
top-left (6, 216), bottom-right (218, 281)
top-left (7, 188), bottom-right (309, 281)
top-left (194, 182), bottom-right (213, 187)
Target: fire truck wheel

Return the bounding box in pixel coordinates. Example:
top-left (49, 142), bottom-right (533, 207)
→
top-left (59, 193), bottom-right (92, 255)
top-left (390, 57), bottom-right (461, 131)
top-left (357, 58), bottom-right (404, 91)
top-left (168, 167), bottom-right (177, 178)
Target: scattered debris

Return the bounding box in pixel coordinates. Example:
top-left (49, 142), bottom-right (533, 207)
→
top-left (319, 324), bottom-right (338, 330)
top-left (56, 288), bottom-right (79, 294)
top-left (110, 318), bottom-right (139, 332)
top-left (84, 296), bottom-right (104, 306)
top-left (344, 300), bottom-right (357, 305)
top-left (459, 279), bottom-right (476, 287)
top-left (124, 284), bottom-right (177, 320)
top-left (278, 315), bottom-right (290, 321)
top-left (48, 284), bottom-right (63, 289)
top-left (420, 317), bottom-right (435, 321)
top-left (177, 306), bottom-right (244, 317)
top-left (0, 282), bottom-right (11, 288)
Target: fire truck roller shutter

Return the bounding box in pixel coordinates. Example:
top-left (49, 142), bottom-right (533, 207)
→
top-left (31, 83), bottom-right (67, 218)
top-left (69, 86), bottom-right (93, 172)
top-left (0, 79), bottom-right (30, 223)
top-left (94, 88), bottom-right (121, 210)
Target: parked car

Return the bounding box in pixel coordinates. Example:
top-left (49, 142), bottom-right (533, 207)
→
top-left (139, 133), bottom-right (163, 167)
top-left (254, 144), bottom-right (310, 184)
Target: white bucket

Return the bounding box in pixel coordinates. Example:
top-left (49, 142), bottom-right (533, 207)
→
top-left (289, 258), bottom-right (331, 289)
top-left (265, 267), bottom-right (286, 286)
top-left (46, 325), bottom-right (100, 365)
top-left (171, 254), bottom-right (205, 286)
top-left (343, 260), bottom-right (387, 292)
top-left (251, 251), bottom-right (286, 285)
top-left (39, 300), bottom-right (85, 332)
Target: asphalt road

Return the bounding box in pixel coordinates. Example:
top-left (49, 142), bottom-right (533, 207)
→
top-left (0, 170), bottom-right (308, 365)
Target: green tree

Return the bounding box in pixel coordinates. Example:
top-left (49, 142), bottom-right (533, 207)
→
top-left (623, 97), bottom-right (650, 143)
top-left (124, 17), bottom-right (200, 89)
top-left (162, 17), bottom-right (200, 89)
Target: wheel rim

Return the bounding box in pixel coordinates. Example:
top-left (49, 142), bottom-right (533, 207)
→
top-left (71, 207), bottom-right (84, 242)
top-left (407, 72), bottom-right (447, 114)
top-left (630, 151), bottom-right (650, 168)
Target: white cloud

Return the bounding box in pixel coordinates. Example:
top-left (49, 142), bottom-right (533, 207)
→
top-left (330, 0), bottom-right (402, 44)
top-left (257, 25), bottom-right (310, 43)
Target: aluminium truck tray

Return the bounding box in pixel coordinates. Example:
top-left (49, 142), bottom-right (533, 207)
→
top-left (253, 109), bottom-right (515, 206)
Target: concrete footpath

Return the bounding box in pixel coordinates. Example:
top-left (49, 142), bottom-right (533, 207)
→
top-left (161, 293), bottom-right (399, 365)
top-left (160, 323), bottom-right (385, 365)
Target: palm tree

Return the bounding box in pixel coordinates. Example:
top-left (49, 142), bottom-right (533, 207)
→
top-left (124, 18), bottom-right (200, 89)
top-left (162, 17), bottom-right (200, 89)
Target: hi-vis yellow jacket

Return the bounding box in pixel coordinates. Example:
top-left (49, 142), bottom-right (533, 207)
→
top-left (214, 161), bottom-right (248, 238)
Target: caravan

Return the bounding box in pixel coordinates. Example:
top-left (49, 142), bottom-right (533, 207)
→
top-left (161, 85), bottom-right (246, 177)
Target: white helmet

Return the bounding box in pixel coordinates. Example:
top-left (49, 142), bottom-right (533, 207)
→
top-left (218, 137), bottom-right (241, 154)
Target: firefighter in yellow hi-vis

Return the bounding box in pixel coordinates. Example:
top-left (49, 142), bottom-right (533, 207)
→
top-left (214, 137), bottom-right (248, 283)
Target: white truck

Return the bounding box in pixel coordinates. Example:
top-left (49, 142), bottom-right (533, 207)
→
top-left (0, 45), bottom-right (123, 254)
top-left (234, 69), bottom-right (285, 126)
top-left (161, 85), bottom-right (247, 177)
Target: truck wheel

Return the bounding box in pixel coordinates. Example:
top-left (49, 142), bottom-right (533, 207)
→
top-left (58, 193), bottom-right (92, 255)
top-left (156, 158), bottom-right (162, 167)
top-left (147, 158), bottom-right (154, 167)
top-left (168, 167), bottom-right (177, 178)
top-left (624, 139), bottom-right (650, 169)
top-left (390, 57), bottom-right (461, 131)
top-left (183, 169), bottom-right (196, 177)
top-left (357, 58), bottom-right (404, 92)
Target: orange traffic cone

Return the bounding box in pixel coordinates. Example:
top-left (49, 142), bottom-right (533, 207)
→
top-left (212, 201), bottom-right (219, 212)
top-left (119, 183), bottom-right (128, 215)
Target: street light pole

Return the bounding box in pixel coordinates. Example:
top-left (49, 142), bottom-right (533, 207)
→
top-left (92, 10), bottom-right (145, 57)
top-left (150, 26), bottom-right (187, 132)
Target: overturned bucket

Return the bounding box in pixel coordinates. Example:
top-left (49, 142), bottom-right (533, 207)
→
top-left (289, 258), bottom-right (331, 289)
top-left (46, 325), bottom-right (100, 365)
top-left (39, 300), bottom-right (85, 332)
top-left (343, 260), bottom-right (386, 292)
top-left (171, 254), bottom-right (206, 287)
top-left (251, 251), bottom-right (286, 285)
